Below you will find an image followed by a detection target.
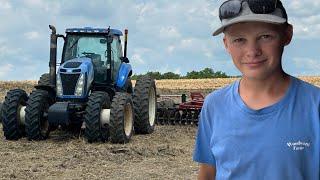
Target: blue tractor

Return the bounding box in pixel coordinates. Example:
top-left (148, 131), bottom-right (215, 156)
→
top-left (1, 25), bottom-right (157, 143)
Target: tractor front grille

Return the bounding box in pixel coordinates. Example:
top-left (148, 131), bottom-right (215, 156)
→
top-left (60, 73), bottom-right (80, 95)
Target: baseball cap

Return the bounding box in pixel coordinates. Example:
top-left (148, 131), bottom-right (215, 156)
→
top-left (212, 0), bottom-right (288, 36)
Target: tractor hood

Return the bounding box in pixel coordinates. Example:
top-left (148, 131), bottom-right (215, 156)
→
top-left (59, 57), bottom-right (94, 73)
top-left (56, 57), bottom-right (94, 99)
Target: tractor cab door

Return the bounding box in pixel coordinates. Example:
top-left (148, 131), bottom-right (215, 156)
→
top-left (111, 36), bottom-right (122, 82)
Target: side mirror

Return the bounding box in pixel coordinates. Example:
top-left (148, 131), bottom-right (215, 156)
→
top-left (100, 39), bottom-right (107, 44)
top-left (120, 57), bottom-right (129, 63)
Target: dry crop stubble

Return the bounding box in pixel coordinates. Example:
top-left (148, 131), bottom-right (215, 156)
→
top-left (1, 77), bottom-right (319, 99)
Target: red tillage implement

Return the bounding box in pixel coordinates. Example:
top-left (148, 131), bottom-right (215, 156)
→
top-left (156, 92), bottom-right (204, 125)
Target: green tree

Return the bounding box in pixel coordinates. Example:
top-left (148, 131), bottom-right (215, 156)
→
top-left (161, 72), bottom-right (181, 79)
top-left (146, 71), bottom-right (162, 80)
top-left (131, 67), bottom-right (229, 80)
top-left (185, 71), bottom-right (200, 79)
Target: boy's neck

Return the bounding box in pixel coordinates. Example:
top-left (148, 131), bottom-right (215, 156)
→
top-left (238, 71), bottom-right (291, 110)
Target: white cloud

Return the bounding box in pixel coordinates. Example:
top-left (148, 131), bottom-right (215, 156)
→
top-left (136, 2), bottom-right (158, 23)
top-left (159, 26), bottom-right (181, 39)
top-left (24, 31), bottom-right (40, 40)
top-left (0, 64), bottom-right (13, 78)
top-left (292, 57), bottom-right (320, 75)
top-left (24, 0), bottom-right (44, 7)
top-left (131, 53), bottom-right (145, 65)
top-left (0, 1), bottom-right (11, 10)
top-left (0, 43), bottom-right (23, 58)
top-left (180, 38), bottom-right (193, 48)
top-left (173, 68), bottom-right (181, 75)
top-left (167, 45), bottom-right (175, 53)
top-left (284, 0), bottom-right (320, 39)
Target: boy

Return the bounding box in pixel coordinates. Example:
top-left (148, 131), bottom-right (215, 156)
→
top-left (193, 0), bottom-right (320, 179)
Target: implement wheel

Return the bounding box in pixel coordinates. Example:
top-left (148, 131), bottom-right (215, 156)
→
top-left (84, 91), bottom-right (111, 143)
top-left (109, 92), bottom-right (134, 143)
top-left (2, 89), bottom-right (28, 140)
top-left (133, 75), bottom-right (156, 134)
top-left (25, 89), bottom-right (52, 140)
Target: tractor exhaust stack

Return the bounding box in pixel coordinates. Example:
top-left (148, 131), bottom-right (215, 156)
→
top-left (49, 25), bottom-right (57, 86)
top-left (124, 29), bottom-right (128, 58)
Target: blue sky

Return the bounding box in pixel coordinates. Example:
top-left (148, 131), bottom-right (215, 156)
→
top-left (0, 0), bottom-right (319, 80)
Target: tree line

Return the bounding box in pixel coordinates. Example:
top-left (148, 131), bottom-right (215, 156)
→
top-left (131, 67), bottom-right (229, 80)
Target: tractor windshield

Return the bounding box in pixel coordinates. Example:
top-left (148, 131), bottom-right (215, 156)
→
top-left (63, 34), bottom-right (109, 66)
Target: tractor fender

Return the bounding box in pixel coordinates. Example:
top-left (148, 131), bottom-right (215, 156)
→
top-left (116, 63), bottom-right (132, 88)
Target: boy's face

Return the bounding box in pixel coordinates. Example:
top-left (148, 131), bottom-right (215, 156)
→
top-left (223, 22), bottom-right (292, 80)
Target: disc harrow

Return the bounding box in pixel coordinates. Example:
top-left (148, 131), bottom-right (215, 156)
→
top-left (156, 92), bottom-right (204, 126)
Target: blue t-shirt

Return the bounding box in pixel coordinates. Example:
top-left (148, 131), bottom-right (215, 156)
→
top-left (193, 76), bottom-right (320, 179)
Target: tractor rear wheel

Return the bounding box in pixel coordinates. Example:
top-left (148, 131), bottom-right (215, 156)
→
top-left (25, 89), bottom-right (52, 140)
top-left (109, 92), bottom-right (134, 143)
top-left (0, 102), bottom-right (3, 123)
top-left (84, 91), bottom-right (111, 143)
top-left (2, 89), bottom-right (28, 140)
top-left (38, 73), bottom-right (50, 86)
top-left (133, 76), bottom-right (156, 134)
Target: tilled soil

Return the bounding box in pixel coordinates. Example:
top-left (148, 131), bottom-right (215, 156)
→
top-left (0, 124), bottom-right (199, 180)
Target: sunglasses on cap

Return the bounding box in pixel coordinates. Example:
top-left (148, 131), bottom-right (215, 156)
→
top-left (219, 0), bottom-right (281, 20)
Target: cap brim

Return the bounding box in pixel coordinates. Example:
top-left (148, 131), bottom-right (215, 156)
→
top-left (212, 14), bottom-right (287, 36)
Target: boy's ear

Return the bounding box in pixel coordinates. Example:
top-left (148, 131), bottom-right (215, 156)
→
top-left (223, 35), bottom-right (230, 53)
top-left (283, 24), bottom-right (293, 46)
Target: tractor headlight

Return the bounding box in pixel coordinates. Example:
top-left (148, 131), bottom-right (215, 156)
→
top-left (75, 74), bottom-right (85, 96)
top-left (56, 74), bottom-right (63, 96)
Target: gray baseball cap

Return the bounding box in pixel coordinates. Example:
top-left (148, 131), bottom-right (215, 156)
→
top-left (212, 1), bottom-right (288, 36)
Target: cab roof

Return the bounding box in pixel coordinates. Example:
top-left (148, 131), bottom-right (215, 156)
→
top-left (65, 27), bottom-right (123, 36)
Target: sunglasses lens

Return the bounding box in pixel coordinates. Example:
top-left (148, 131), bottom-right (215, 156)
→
top-left (219, 0), bottom-right (242, 20)
top-left (247, 0), bottom-right (276, 14)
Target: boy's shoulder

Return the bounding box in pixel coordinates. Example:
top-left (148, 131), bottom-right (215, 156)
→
top-left (295, 77), bottom-right (320, 96)
top-left (205, 80), bottom-right (237, 103)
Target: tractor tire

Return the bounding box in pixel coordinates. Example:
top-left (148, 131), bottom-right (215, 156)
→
top-left (109, 92), bottom-right (134, 143)
top-left (84, 91), bottom-right (111, 143)
top-left (0, 103), bottom-right (3, 123)
top-left (2, 89), bottom-right (28, 140)
top-left (25, 89), bottom-right (52, 140)
top-left (38, 73), bottom-right (50, 86)
top-left (133, 75), bottom-right (156, 134)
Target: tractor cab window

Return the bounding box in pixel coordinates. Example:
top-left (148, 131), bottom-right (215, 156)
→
top-left (63, 34), bottom-right (121, 83)
top-left (63, 35), bottom-right (108, 68)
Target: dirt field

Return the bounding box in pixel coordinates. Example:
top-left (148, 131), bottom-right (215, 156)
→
top-left (0, 124), bottom-right (198, 180)
top-left (0, 77), bottom-right (319, 179)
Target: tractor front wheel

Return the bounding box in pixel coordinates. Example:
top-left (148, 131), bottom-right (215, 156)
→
top-left (2, 89), bottom-right (28, 140)
top-left (109, 92), bottom-right (134, 143)
top-left (84, 91), bottom-right (111, 143)
top-left (25, 89), bottom-right (52, 140)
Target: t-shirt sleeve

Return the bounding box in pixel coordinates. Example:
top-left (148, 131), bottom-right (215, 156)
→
top-left (193, 96), bottom-right (216, 167)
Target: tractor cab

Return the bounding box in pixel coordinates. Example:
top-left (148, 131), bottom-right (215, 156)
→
top-left (61, 28), bottom-right (124, 83)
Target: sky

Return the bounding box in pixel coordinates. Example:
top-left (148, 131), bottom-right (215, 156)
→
top-left (0, 0), bottom-right (319, 80)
